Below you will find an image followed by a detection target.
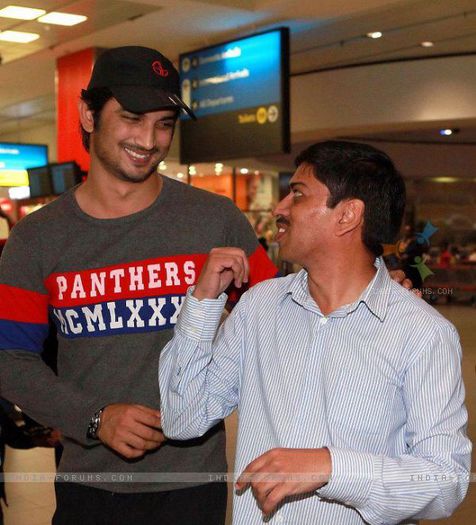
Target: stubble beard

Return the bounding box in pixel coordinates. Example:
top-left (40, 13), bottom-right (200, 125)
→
top-left (93, 137), bottom-right (161, 184)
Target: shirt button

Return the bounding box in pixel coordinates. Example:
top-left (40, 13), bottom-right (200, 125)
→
top-left (320, 317), bottom-right (328, 325)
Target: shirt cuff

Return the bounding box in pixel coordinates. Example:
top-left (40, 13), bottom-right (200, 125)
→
top-left (175, 287), bottom-right (228, 341)
top-left (317, 447), bottom-right (376, 508)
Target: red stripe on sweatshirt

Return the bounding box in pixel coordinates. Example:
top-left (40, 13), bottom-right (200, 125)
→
top-left (0, 284), bottom-right (49, 323)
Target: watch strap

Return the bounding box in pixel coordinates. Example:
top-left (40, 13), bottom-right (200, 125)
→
top-left (86, 406), bottom-right (105, 440)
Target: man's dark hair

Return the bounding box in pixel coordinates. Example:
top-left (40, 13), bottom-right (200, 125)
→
top-left (79, 87), bottom-right (114, 151)
top-left (295, 140), bottom-right (406, 257)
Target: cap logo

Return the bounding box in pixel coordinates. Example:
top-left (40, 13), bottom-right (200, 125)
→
top-left (152, 60), bottom-right (169, 77)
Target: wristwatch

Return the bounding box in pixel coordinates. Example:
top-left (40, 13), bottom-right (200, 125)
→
top-left (87, 406), bottom-right (105, 440)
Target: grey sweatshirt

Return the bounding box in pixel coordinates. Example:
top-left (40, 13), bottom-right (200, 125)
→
top-left (0, 176), bottom-right (277, 492)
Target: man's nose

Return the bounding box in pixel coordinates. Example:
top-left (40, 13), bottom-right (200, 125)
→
top-left (135, 123), bottom-right (156, 151)
top-left (272, 193), bottom-right (292, 217)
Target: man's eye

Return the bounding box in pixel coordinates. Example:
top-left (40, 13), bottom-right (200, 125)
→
top-left (157, 121), bottom-right (175, 130)
top-left (292, 190), bottom-right (303, 198)
top-left (123, 114), bottom-right (140, 121)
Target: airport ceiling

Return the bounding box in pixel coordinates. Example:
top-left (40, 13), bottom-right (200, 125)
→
top-left (1, 0), bottom-right (476, 143)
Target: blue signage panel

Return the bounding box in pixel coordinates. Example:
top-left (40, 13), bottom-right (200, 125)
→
top-left (179, 28), bottom-right (290, 164)
top-left (0, 142), bottom-right (48, 186)
top-left (0, 143), bottom-right (48, 170)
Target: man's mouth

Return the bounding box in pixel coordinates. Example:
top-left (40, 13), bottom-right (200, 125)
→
top-left (123, 146), bottom-right (156, 164)
top-left (275, 218), bottom-right (290, 241)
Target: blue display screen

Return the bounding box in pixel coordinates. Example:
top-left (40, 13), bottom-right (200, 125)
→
top-left (179, 27), bottom-right (290, 163)
top-left (0, 142), bottom-right (48, 171)
top-left (180, 30), bottom-right (283, 119)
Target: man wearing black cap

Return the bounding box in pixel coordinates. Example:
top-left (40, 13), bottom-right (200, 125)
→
top-left (0, 46), bottom-right (277, 524)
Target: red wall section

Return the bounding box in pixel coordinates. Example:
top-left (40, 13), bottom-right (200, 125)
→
top-left (56, 48), bottom-right (97, 172)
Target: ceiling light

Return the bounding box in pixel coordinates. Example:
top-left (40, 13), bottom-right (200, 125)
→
top-left (366, 31), bottom-right (383, 39)
top-left (0, 30), bottom-right (40, 43)
top-left (215, 163), bottom-right (223, 169)
top-left (439, 128), bottom-right (459, 136)
top-left (421, 41), bottom-right (434, 48)
top-left (240, 168), bottom-right (249, 174)
top-left (176, 172), bottom-right (184, 179)
top-left (0, 5), bottom-right (46, 20)
top-left (159, 161), bottom-right (167, 171)
top-left (431, 177), bottom-right (458, 183)
top-left (38, 12), bottom-right (87, 26)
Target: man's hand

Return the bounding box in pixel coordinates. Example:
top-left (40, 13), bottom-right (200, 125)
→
top-left (388, 269), bottom-right (412, 289)
top-left (98, 403), bottom-right (165, 459)
top-left (235, 448), bottom-right (332, 516)
top-left (388, 269), bottom-right (422, 296)
top-left (193, 247), bottom-right (249, 301)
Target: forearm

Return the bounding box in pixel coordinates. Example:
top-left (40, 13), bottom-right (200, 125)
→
top-left (0, 351), bottom-right (102, 445)
top-left (318, 443), bottom-right (470, 524)
top-left (160, 289), bottom-right (239, 439)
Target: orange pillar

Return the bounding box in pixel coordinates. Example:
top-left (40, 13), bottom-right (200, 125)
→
top-left (56, 48), bottom-right (98, 172)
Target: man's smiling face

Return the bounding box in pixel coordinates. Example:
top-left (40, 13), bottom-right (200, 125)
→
top-left (273, 163), bottom-right (336, 267)
top-left (90, 98), bottom-right (176, 184)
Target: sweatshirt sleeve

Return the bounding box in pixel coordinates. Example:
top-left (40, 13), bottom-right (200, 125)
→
top-left (220, 200), bottom-right (278, 304)
top-left (0, 226), bottom-right (102, 445)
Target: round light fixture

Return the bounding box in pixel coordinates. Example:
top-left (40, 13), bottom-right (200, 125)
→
top-left (439, 128), bottom-right (459, 136)
top-left (366, 31), bottom-right (383, 39)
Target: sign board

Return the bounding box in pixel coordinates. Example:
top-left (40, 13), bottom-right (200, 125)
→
top-left (0, 142), bottom-right (48, 187)
top-left (179, 28), bottom-right (290, 163)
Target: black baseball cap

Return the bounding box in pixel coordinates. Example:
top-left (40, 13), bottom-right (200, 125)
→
top-left (87, 46), bottom-right (196, 119)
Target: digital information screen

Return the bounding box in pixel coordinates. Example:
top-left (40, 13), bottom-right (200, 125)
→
top-left (51, 162), bottom-right (82, 195)
top-left (179, 28), bottom-right (290, 164)
top-left (28, 166), bottom-right (53, 198)
top-left (0, 143), bottom-right (48, 187)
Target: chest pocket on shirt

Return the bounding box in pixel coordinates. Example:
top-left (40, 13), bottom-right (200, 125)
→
top-left (326, 362), bottom-right (402, 449)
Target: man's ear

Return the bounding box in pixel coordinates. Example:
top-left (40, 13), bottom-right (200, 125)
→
top-left (335, 199), bottom-right (365, 236)
top-left (78, 99), bottom-right (94, 133)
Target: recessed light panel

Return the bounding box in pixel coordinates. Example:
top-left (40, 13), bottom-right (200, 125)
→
top-left (366, 31), bottom-right (383, 39)
top-left (37, 12), bottom-right (87, 26)
top-left (0, 6), bottom-right (45, 20)
top-left (0, 30), bottom-right (40, 43)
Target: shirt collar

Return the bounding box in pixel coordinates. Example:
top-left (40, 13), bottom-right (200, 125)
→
top-left (285, 269), bottom-right (310, 307)
top-left (284, 257), bottom-right (392, 321)
top-left (346, 257), bottom-right (392, 321)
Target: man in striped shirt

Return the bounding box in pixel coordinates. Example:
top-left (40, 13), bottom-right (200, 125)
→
top-left (160, 141), bottom-right (471, 524)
